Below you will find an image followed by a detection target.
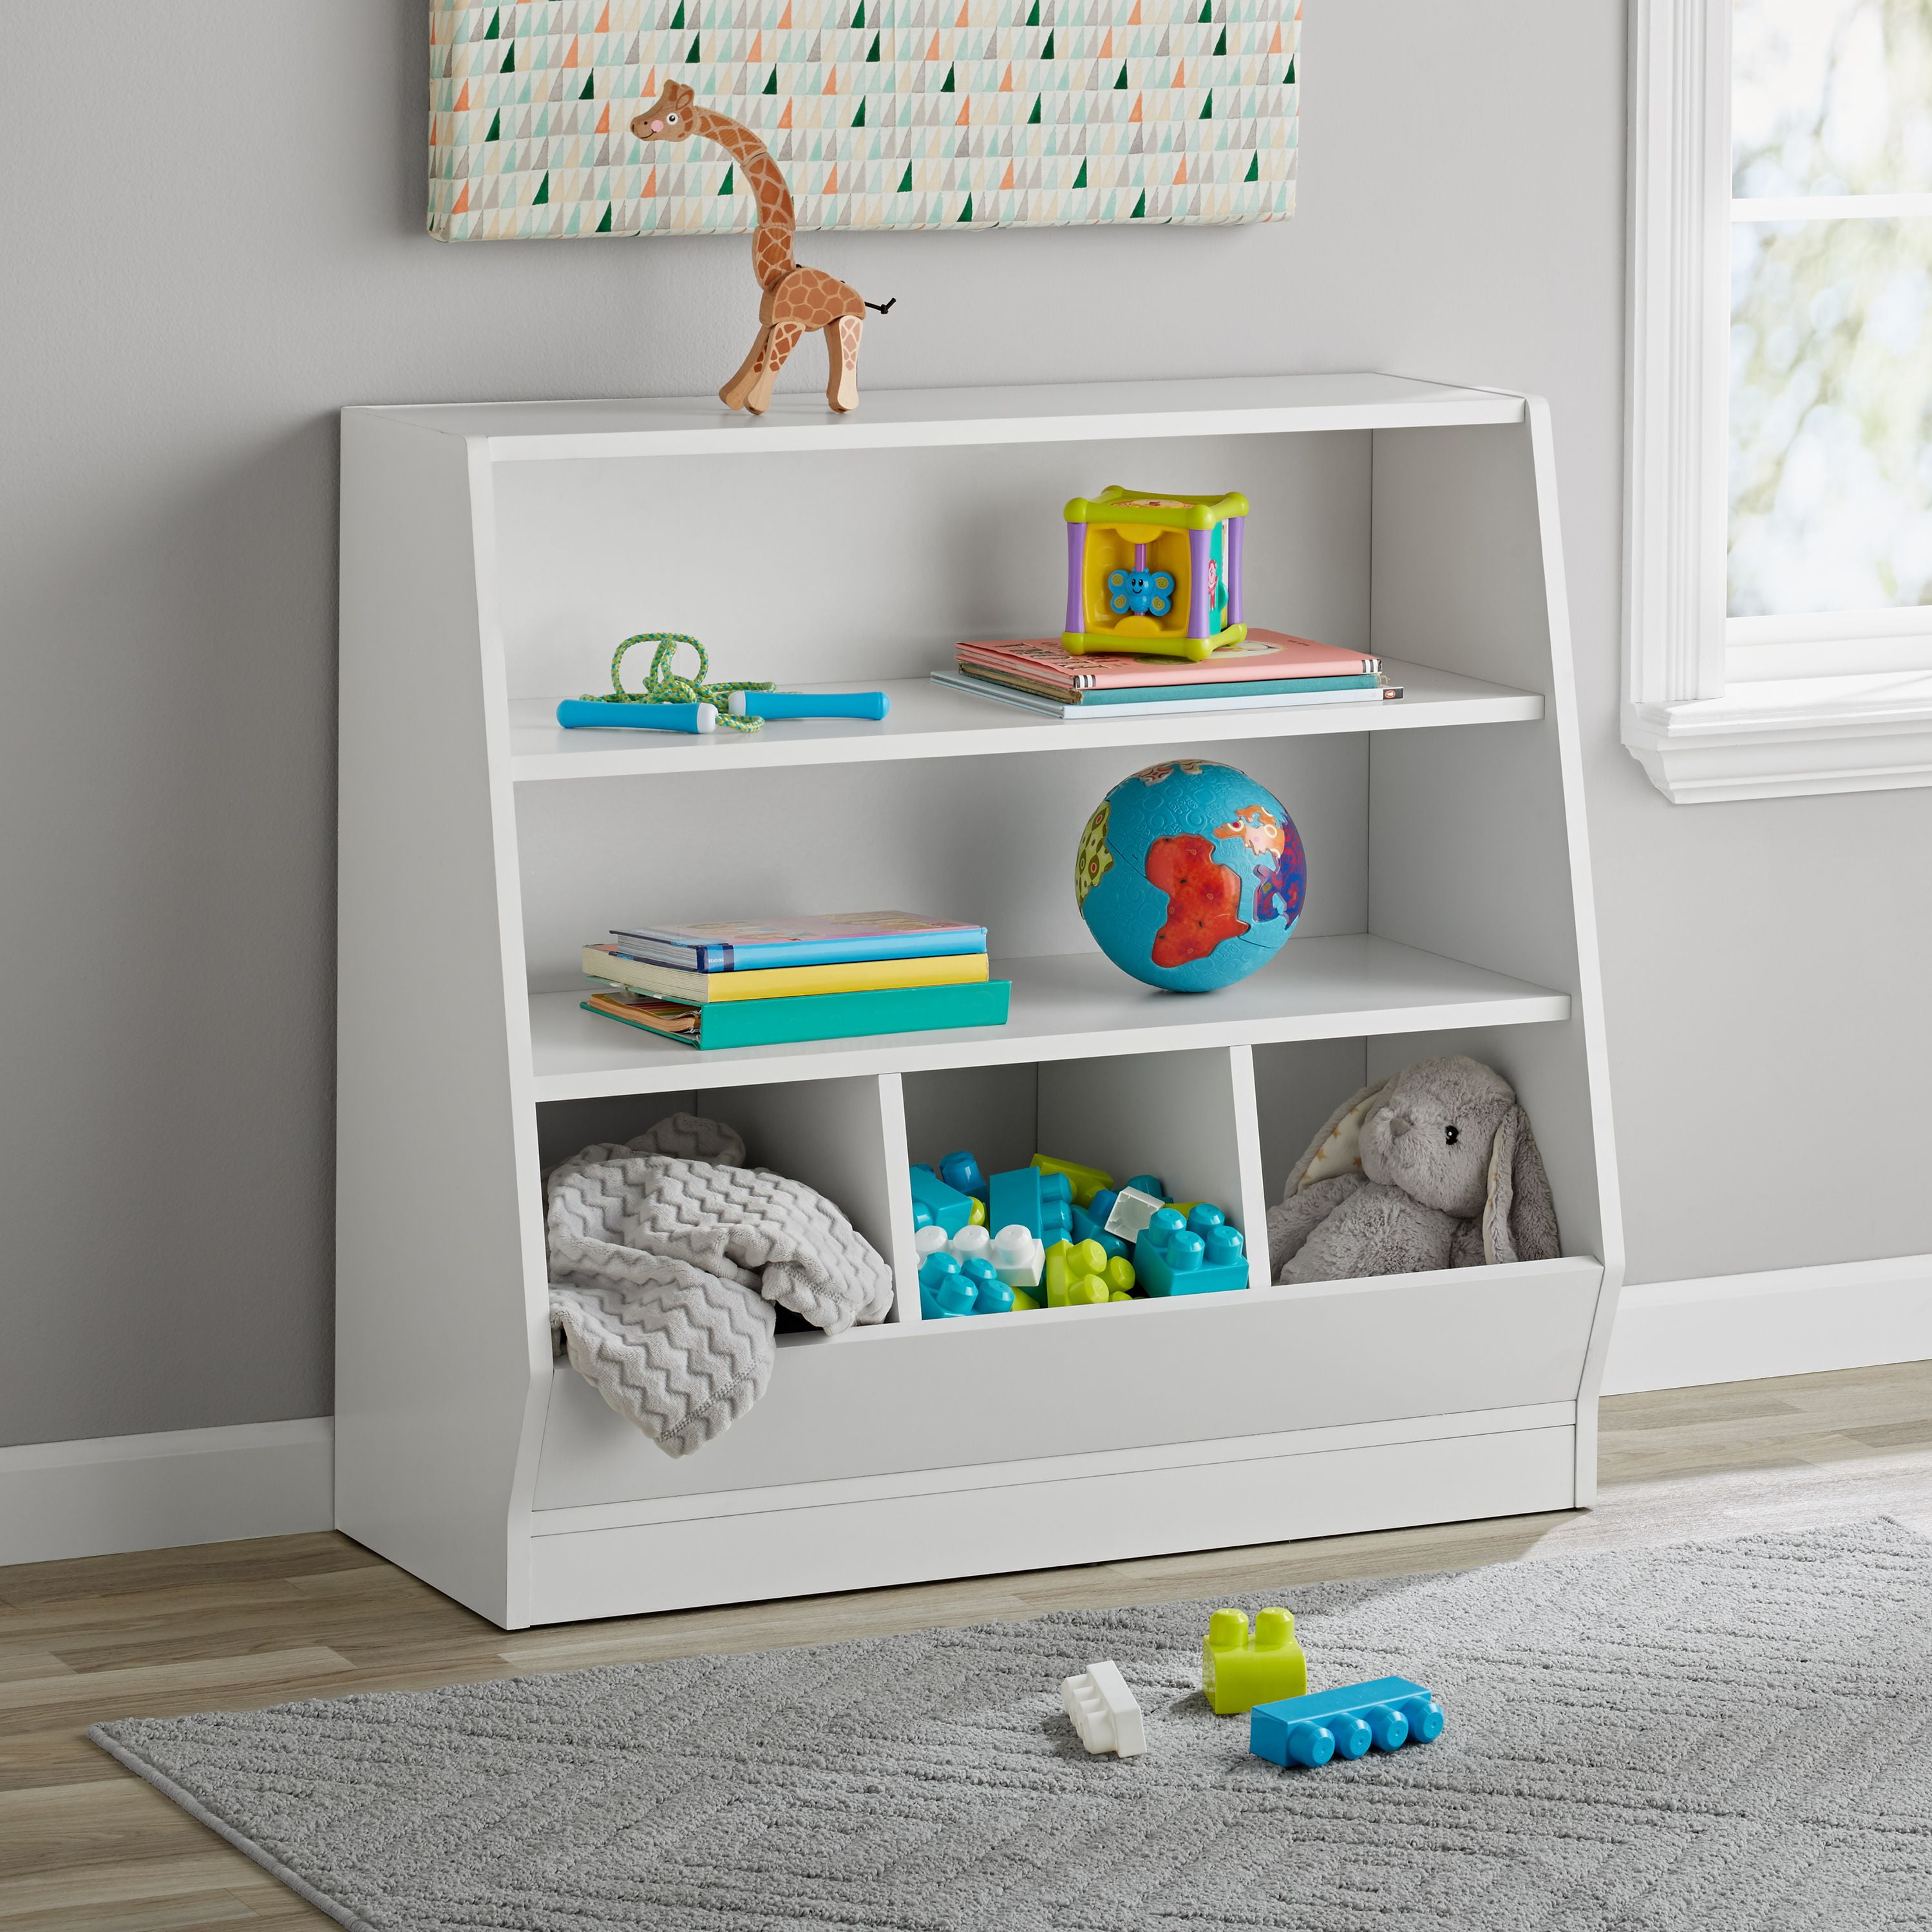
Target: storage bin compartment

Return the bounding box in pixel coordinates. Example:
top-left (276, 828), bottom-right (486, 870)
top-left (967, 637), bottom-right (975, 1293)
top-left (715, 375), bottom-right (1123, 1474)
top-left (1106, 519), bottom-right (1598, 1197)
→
top-left (533, 1038), bottom-right (1602, 1517)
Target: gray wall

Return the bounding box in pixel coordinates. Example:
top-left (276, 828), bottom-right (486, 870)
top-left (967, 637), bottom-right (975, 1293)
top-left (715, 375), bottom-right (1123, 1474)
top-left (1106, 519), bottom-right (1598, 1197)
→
top-left (5, 3), bottom-right (1929, 1446)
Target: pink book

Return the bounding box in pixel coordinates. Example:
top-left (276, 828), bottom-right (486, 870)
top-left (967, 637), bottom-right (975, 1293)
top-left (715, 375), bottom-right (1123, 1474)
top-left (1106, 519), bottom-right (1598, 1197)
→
top-left (955, 627), bottom-right (1378, 692)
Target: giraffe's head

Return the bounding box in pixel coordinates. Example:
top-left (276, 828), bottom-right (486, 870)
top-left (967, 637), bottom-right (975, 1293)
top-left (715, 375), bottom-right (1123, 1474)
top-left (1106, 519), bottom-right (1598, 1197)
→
top-left (632, 80), bottom-right (698, 143)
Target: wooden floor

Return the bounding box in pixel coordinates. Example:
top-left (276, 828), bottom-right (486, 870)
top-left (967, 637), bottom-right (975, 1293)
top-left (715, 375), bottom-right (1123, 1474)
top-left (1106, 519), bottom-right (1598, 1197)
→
top-left (5, 1359), bottom-right (1931, 1929)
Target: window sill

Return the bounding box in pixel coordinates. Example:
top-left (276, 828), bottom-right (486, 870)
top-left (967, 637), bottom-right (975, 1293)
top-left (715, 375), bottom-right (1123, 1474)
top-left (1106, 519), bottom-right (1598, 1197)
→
top-left (1623, 670), bottom-right (1932, 804)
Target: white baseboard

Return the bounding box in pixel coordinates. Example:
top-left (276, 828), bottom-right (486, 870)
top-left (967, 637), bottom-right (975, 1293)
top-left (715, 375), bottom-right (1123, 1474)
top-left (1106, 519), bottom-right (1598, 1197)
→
top-left (1601, 1253), bottom-right (1932, 1395)
top-left (0, 1418), bottom-right (334, 1568)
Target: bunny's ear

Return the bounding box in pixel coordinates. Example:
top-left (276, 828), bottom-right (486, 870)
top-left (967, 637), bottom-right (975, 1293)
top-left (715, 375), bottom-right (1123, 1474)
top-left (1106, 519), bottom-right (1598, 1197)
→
top-left (1483, 1106), bottom-right (1560, 1265)
top-left (1286, 1077), bottom-right (1392, 1198)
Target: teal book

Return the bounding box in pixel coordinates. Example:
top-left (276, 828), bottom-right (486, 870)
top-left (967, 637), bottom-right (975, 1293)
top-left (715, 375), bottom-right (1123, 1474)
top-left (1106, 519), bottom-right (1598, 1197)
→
top-left (582, 978), bottom-right (1011, 1048)
top-left (1075, 672), bottom-right (1383, 706)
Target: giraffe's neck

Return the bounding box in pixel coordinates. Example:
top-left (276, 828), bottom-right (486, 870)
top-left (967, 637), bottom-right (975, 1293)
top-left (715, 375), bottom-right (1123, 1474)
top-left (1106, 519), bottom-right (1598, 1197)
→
top-left (692, 108), bottom-right (795, 289)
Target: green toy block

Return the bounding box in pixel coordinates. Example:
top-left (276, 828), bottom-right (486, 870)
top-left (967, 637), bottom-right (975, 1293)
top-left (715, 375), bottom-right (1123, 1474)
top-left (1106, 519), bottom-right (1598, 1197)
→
top-left (1043, 1239), bottom-right (1136, 1305)
top-left (1032, 1153), bottom-right (1114, 1208)
top-left (1202, 1606), bottom-right (1307, 1715)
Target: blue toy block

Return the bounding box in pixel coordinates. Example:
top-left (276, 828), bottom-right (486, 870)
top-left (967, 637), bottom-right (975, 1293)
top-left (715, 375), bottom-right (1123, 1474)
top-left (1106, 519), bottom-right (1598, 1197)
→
top-left (1137, 1206), bottom-right (1248, 1296)
top-left (1249, 1676), bottom-right (1444, 1769)
top-left (987, 1166), bottom-right (1073, 1244)
top-left (940, 1150), bottom-right (987, 1201)
top-left (918, 1250), bottom-right (1013, 1318)
top-left (1122, 1173), bottom-right (1167, 1202)
top-left (1069, 1193), bottom-right (1129, 1258)
top-left (910, 1165), bottom-right (974, 1238)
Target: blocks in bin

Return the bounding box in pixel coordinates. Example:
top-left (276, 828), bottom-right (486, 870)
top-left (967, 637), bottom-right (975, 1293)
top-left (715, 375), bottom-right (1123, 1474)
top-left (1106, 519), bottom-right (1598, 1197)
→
top-left (1202, 1607), bottom-right (1307, 1716)
top-left (1031, 1154), bottom-right (1113, 1208)
top-left (940, 1150), bottom-right (987, 1202)
top-left (918, 1249), bottom-right (1014, 1318)
top-left (1061, 1660), bottom-right (1146, 1757)
top-left (1103, 1186), bottom-right (1168, 1244)
top-left (1070, 1191), bottom-right (1130, 1258)
top-left (910, 1164), bottom-right (974, 1238)
top-left (1137, 1206), bottom-right (1247, 1296)
top-left (987, 1166), bottom-right (1073, 1244)
top-left (1249, 1676), bottom-right (1444, 1769)
top-left (1044, 1239), bottom-right (1135, 1306)
top-left (989, 1224), bottom-right (1045, 1289)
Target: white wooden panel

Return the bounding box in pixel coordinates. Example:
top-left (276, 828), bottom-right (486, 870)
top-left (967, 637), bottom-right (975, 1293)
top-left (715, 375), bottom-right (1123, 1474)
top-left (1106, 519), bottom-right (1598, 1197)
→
top-left (531, 1257), bottom-right (1601, 1509)
top-left (506, 667), bottom-right (1543, 781)
top-left (1248, 1037), bottom-right (1373, 1206)
top-left (515, 735), bottom-right (1368, 983)
top-left (875, 1074), bottom-right (922, 1325)
top-left (527, 937), bottom-right (1570, 1101)
top-left (692, 1074), bottom-right (900, 1279)
top-left (1035, 1046), bottom-right (1245, 1215)
top-left (361, 373), bottom-right (1525, 462)
top-left (336, 415), bottom-right (549, 1628)
top-left (491, 433), bottom-right (1370, 694)
top-left (527, 1424), bottom-right (1577, 1623)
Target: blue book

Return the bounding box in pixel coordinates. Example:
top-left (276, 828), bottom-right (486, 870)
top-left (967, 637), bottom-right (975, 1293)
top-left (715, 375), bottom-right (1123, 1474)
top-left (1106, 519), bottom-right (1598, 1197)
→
top-left (606, 912), bottom-right (989, 974)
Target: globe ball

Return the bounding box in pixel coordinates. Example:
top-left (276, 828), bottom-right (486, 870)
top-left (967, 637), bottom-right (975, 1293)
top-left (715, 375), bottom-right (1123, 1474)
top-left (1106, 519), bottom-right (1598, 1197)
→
top-left (1075, 759), bottom-right (1306, 992)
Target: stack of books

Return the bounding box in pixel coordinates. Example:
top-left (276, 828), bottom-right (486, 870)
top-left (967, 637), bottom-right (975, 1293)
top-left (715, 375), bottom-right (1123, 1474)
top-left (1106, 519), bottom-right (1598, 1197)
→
top-left (579, 913), bottom-right (1010, 1050)
top-left (936, 629), bottom-right (1400, 719)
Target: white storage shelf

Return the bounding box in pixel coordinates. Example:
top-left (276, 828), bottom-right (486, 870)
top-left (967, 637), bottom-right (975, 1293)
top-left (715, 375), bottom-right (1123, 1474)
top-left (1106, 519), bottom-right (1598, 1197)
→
top-left (529, 935), bottom-right (1569, 1100)
top-left (337, 374), bottom-right (1624, 1629)
top-left (507, 662), bottom-right (1542, 780)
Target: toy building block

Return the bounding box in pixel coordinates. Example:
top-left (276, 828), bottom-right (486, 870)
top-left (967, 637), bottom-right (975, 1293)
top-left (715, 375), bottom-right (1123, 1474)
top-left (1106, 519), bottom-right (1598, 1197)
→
top-left (1123, 1173), bottom-right (1167, 1201)
top-left (1010, 1286), bottom-right (1043, 1311)
top-left (918, 1253), bottom-right (977, 1320)
top-left (1138, 1208), bottom-right (1247, 1296)
top-left (1031, 1154), bottom-right (1113, 1208)
top-left (1070, 1191), bottom-right (1130, 1258)
top-left (988, 1166), bottom-right (1073, 1244)
top-left (940, 1150), bottom-right (987, 1201)
top-left (912, 1202), bottom-right (933, 1231)
top-left (1249, 1676), bottom-right (1444, 1770)
top-left (1045, 1238), bottom-right (1132, 1306)
top-left (1103, 1186), bottom-right (1168, 1244)
top-left (914, 1224), bottom-right (949, 1260)
top-left (988, 1223), bottom-right (1045, 1289)
top-left (1201, 1607), bottom-right (1307, 1716)
top-left (910, 1165), bottom-right (974, 1238)
top-left (1060, 1661), bottom-right (1146, 1757)
top-left (967, 1197), bottom-right (987, 1227)
top-left (951, 1224), bottom-right (992, 1262)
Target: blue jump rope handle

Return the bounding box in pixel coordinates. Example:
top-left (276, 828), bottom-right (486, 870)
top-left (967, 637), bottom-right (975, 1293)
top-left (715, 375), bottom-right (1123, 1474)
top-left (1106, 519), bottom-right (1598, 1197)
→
top-left (729, 690), bottom-right (891, 721)
top-left (556, 699), bottom-right (717, 734)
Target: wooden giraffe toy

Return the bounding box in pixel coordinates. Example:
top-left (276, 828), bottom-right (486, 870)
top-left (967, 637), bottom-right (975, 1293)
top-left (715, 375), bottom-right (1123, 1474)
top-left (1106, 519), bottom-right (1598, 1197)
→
top-left (632, 80), bottom-right (889, 415)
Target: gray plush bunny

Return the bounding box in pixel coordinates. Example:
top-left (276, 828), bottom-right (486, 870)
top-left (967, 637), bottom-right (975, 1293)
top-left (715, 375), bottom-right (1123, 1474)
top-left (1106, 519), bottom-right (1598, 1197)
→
top-left (1265, 1056), bottom-right (1560, 1284)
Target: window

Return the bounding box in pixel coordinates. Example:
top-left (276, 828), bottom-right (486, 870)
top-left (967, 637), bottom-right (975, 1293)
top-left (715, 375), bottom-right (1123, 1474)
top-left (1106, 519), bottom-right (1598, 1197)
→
top-left (1624, 0), bottom-right (1932, 802)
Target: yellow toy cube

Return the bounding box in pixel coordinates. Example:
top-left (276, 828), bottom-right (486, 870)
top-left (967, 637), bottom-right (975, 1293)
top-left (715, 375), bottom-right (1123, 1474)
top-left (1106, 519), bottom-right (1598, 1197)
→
top-left (1063, 487), bottom-right (1250, 661)
top-left (1202, 1606), bottom-right (1307, 1716)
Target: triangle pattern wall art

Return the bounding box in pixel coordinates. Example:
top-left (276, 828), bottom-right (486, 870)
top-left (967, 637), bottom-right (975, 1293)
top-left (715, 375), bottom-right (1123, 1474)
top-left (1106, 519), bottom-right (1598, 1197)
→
top-left (429, 0), bottom-right (1299, 240)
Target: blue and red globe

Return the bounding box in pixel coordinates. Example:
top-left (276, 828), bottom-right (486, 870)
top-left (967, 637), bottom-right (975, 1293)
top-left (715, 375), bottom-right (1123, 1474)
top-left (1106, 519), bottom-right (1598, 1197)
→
top-left (1076, 760), bottom-right (1306, 992)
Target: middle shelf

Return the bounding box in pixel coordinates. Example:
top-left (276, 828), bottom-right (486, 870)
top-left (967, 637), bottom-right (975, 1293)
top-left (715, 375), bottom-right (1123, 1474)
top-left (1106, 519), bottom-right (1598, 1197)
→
top-left (526, 933), bottom-right (1570, 1100)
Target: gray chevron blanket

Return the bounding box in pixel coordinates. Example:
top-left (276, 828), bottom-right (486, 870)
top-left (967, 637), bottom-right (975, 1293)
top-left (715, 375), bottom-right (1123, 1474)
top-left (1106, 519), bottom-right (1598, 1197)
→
top-left (546, 1114), bottom-right (893, 1457)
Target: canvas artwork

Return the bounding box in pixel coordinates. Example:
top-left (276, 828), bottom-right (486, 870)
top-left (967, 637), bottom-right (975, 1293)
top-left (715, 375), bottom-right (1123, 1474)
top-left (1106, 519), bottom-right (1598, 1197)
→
top-left (428, 0), bottom-right (1299, 241)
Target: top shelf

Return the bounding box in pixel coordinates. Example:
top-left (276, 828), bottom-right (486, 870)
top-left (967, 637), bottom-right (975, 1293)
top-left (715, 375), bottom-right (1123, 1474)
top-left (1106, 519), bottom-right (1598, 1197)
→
top-left (357, 373), bottom-right (1526, 463)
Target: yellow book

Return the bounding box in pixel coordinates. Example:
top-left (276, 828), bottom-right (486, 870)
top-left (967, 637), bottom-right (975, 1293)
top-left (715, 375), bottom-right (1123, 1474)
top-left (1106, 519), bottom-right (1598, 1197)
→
top-left (582, 944), bottom-right (989, 1004)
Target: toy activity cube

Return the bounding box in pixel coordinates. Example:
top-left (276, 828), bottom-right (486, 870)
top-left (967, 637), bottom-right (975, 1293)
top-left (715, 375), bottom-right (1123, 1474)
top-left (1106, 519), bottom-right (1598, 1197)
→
top-left (1063, 487), bottom-right (1249, 661)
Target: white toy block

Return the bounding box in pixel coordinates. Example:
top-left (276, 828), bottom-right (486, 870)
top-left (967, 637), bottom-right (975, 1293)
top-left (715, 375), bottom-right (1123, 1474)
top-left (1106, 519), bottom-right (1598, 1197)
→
top-left (1104, 1186), bottom-right (1166, 1242)
top-left (1061, 1660), bottom-right (1146, 1757)
top-left (950, 1224), bottom-right (992, 1262)
top-left (989, 1223), bottom-right (1045, 1289)
top-left (914, 1224), bottom-right (949, 1259)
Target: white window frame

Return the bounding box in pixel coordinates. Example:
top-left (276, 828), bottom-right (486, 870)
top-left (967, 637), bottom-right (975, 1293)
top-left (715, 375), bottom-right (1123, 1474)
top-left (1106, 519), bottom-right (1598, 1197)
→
top-left (1623, 0), bottom-right (1932, 802)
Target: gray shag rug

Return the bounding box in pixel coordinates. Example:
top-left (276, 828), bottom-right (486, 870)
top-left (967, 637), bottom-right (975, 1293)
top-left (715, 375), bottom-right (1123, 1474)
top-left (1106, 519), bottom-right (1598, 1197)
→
top-left (93, 1520), bottom-right (1932, 1932)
